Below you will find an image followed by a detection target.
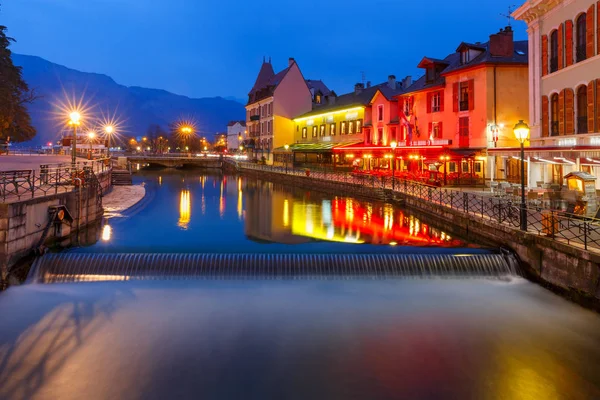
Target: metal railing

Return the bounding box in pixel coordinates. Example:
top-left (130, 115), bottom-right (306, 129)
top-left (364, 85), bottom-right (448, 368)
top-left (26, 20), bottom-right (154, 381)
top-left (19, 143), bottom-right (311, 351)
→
top-left (230, 160), bottom-right (600, 253)
top-left (1, 159), bottom-right (111, 202)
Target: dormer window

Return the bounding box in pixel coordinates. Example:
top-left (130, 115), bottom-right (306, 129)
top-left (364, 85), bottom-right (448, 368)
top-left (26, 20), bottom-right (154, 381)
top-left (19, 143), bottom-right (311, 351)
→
top-left (315, 94), bottom-right (322, 104)
top-left (460, 50), bottom-right (470, 65)
top-left (426, 68), bottom-right (436, 83)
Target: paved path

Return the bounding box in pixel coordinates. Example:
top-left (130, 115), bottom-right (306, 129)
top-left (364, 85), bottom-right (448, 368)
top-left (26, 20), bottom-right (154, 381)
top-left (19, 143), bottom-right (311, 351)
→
top-left (0, 155), bottom-right (76, 171)
top-left (102, 185), bottom-right (146, 218)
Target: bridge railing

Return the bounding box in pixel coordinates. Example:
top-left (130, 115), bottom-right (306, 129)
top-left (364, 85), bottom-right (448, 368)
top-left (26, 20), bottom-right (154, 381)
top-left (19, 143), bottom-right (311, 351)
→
top-left (231, 160), bottom-right (600, 253)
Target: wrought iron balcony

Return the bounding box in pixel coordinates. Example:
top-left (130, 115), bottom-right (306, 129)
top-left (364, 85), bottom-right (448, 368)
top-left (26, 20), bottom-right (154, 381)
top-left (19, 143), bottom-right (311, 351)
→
top-left (551, 121), bottom-right (559, 136)
top-left (576, 45), bottom-right (586, 63)
top-left (249, 115), bottom-right (260, 121)
top-left (578, 116), bottom-right (588, 134)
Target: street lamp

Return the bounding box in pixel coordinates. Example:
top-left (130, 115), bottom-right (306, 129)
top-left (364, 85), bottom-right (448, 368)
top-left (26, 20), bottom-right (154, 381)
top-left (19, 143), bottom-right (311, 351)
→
top-left (181, 126), bottom-right (193, 154)
top-left (284, 144), bottom-right (290, 174)
top-left (87, 131), bottom-right (96, 159)
top-left (390, 141), bottom-right (397, 190)
top-left (513, 120), bottom-right (530, 231)
top-left (68, 111), bottom-right (81, 168)
top-left (104, 125), bottom-right (114, 158)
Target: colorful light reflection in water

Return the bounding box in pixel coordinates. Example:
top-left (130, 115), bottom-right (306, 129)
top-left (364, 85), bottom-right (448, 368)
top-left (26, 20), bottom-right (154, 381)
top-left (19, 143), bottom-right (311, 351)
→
top-left (178, 190), bottom-right (191, 229)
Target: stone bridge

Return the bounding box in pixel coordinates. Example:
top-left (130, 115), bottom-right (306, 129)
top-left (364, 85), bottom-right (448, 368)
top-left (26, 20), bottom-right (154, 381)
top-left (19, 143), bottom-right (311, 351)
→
top-left (126, 155), bottom-right (223, 169)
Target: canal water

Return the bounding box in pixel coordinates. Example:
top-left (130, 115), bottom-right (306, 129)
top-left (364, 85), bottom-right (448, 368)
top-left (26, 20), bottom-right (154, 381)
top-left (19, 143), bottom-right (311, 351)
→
top-left (1, 168), bottom-right (600, 400)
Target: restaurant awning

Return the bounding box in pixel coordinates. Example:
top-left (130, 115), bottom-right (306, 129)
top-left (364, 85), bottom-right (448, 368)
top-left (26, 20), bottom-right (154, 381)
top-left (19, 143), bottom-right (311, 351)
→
top-left (489, 146), bottom-right (600, 159)
top-left (274, 140), bottom-right (363, 153)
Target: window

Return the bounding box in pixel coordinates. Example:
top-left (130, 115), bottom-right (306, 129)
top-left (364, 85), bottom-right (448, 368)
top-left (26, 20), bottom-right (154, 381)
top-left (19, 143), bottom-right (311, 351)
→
top-left (459, 82), bottom-right (469, 111)
top-left (330, 123), bottom-right (336, 136)
top-left (475, 162), bottom-right (482, 173)
top-left (267, 121), bottom-right (271, 134)
top-left (302, 127), bottom-right (307, 138)
top-left (341, 121), bottom-right (347, 134)
top-left (315, 94), bottom-right (322, 104)
top-left (426, 67), bottom-right (436, 82)
top-left (348, 121), bottom-right (354, 134)
top-left (377, 105), bottom-right (384, 122)
top-left (576, 14), bottom-right (587, 62)
top-left (268, 103), bottom-right (272, 116)
top-left (356, 119), bottom-right (362, 133)
top-left (431, 92), bottom-right (441, 112)
top-left (312, 126), bottom-right (318, 137)
top-left (551, 93), bottom-right (559, 136)
top-left (431, 123), bottom-right (441, 139)
top-left (320, 124), bottom-right (326, 136)
top-left (402, 126), bottom-right (408, 141)
top-left (459, 117), bottom-right (469, 136)
top-left (403, 97), bottom-right (413, 115)
top-left (460, 50), bottom-right (469, 65)
top-left (391, 127), bottom-right (397, 142)
top-left (377, 128), bottom-right (383, 144)
top-left (448, 162), bottom-right (456, 172)
top-left (550, 29), bottom-right (559, 72)
top-left (577, 86), bottom-right (588, 134)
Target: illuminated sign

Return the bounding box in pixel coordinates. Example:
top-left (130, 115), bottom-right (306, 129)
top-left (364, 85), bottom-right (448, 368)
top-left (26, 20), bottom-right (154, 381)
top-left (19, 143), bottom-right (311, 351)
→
top-left (557, 138), bottom-right (577, 147)
top-left (346, 112), bottom-right (359, 120)
top-left (326, 116), bottom-right (334, 123)
top-left (307, 119), bottom-right (314, 126)
top-left (589, 137), bottom-right (600, 146)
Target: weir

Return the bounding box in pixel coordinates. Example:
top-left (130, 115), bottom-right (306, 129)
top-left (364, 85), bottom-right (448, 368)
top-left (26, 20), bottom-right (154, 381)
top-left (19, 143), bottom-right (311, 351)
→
top-left (28, 252), bottom-right (520, 283)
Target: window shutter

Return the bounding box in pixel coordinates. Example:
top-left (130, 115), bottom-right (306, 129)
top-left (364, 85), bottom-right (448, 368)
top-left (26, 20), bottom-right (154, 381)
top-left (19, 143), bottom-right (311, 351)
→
top-left (565, 88), bottom-right (575, 135)
top-left (439, 122), bottom-right (443, 137)
top-left (468, 79), bottom-right (475, 110)
top-left (597, 79), bottom-right (600, 133)
top-left (542, 95), bottom-right (549, 137)
top-left (541, 35), bottom-right (549, 77)
top-left (428, 122), bottom-right (433, 137)
top-left (565, 20), bottom-right (574, 67)
top-left (597, 2), bottom-right (600, 55)
top-left (588, 82), bottom-right (596, 133)
top-left (426, 93), bottom-right (432, 113)
top-left (558, 23), bottom-right (564, 70)
top-left (453, 83), bottom-right (459, 112)
top-left (587, 4), bottom-right (596, 58)
top-left (558, 89), bottom-right (565, 135)
top-left (440, 91), bottom-right (445, 112)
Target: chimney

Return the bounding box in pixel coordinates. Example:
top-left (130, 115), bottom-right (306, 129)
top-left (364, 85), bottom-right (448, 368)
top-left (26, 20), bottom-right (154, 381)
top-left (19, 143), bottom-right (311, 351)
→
top-left (402, 76), bottom-right (412, 89)
top-left (366, 81), bottom-right (371, 88)
top-left (354, 83), bottom-right (364, 95)
top-left (489, 26), bottom-right (514, 57)
top-left (288, 57), bottom-right (295, 67)
top-left (388, 75), bottom-right (397, 90)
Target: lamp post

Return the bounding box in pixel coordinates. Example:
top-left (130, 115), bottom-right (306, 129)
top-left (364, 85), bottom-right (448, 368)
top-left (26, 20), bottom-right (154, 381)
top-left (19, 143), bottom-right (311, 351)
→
top-left (513, 120), bottom-right (530, 231)
top-left (104, 125), bottom-right (114, 158)
top-left (88, 131), bottom-right (96, 160)
top-left (390, 141), bottom-right (397, 190)
top-left (181, 126), bottom-right (192, 154)
top-left (284, 144), bottom-right (290, 173)
top-left (68, 111), bottom-right (81, 168)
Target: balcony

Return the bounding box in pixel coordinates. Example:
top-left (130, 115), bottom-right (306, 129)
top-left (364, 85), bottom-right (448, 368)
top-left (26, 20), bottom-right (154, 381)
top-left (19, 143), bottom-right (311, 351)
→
top-left (550, 56), bottom-right (558, 73)
top-left (576, 45), bottom-right (586, 63)
top-left (578, 116), bottom-right (588, 134)
top-left (250, 115), bottom-right (260, 121)
top-left (551, 121), bottom-right (559, 136)
top-left (459, 100), bottom-right (469, 111)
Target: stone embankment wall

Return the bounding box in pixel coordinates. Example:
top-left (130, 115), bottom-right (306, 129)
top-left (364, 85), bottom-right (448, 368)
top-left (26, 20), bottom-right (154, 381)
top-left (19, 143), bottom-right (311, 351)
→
top-left (0, 170), bottom-right (110, 285)
top-left (233, 165), bottom-right (600, 308)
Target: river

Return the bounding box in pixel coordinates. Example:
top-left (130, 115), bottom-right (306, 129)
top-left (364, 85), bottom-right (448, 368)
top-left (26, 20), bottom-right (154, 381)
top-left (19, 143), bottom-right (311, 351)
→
top-left (0, 168), bottom-right (599, 400)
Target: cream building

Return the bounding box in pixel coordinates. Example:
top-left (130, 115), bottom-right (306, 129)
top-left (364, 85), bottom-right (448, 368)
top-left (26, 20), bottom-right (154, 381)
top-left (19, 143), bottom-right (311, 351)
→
top-left (513, 0), bottom-right (600, 188)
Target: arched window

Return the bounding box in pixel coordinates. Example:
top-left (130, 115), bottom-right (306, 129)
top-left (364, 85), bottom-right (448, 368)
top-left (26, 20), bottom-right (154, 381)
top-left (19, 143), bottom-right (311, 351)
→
top-left (576, 14), bottom-right (587, 62)
top-left (550, 93), bottom-right (559, 136)
top-left (550, 30), bottom-right (559, 73)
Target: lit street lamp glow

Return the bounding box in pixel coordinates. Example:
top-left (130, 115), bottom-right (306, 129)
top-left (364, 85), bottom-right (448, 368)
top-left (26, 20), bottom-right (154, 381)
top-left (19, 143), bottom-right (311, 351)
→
top-left (513, 120), bottom-right (530, 232)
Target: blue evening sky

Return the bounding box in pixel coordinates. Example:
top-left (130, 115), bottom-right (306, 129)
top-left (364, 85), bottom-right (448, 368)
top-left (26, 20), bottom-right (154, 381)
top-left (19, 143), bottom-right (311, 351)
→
top-left (2, 0), bottom-right (527, 100)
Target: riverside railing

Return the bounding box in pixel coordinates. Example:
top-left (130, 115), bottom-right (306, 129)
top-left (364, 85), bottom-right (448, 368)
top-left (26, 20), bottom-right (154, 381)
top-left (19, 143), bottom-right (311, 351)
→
top-left (231, 160), bottom-right (600, 252)
top-left (1, 159), bottom-right (111, 202)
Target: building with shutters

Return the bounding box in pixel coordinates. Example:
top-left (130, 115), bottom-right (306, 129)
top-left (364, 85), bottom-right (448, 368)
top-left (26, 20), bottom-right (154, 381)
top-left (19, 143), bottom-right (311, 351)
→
top-left (511, 0), bottom-right (600, 188)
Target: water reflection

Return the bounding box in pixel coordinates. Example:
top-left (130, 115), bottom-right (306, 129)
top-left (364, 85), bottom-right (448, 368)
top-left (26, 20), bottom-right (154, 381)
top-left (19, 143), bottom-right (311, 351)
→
top-left (79, 170), bottom-right (468, 253)
top-left (178, 190), bottom-right (191, 229)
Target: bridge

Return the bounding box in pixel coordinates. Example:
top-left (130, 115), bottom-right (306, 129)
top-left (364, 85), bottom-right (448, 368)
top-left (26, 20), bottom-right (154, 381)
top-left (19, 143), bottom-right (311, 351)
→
top-left (125, 154), bottom-right (223, 168)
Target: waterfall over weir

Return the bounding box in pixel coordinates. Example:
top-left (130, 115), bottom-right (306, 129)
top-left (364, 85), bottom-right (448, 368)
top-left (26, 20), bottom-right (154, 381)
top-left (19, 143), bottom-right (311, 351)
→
top-left (28, 252), bottom-right (520, 284)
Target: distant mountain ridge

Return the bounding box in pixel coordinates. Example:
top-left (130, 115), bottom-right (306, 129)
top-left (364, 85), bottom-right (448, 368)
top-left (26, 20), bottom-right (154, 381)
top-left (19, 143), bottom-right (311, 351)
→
top-left (12, 54), bottom-right (245, 145)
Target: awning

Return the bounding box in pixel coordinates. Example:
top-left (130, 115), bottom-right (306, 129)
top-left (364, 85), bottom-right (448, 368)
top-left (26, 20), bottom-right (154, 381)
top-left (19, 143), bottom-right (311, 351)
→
top-left (274, 140), bottom-right (363, 153)
top-left (489, 145), bottom-right (600, 159)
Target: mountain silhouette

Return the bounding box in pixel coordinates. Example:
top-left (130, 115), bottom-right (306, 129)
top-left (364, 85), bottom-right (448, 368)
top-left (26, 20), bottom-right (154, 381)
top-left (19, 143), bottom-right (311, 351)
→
top-left (12, 54), bottom-right (245, 145)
